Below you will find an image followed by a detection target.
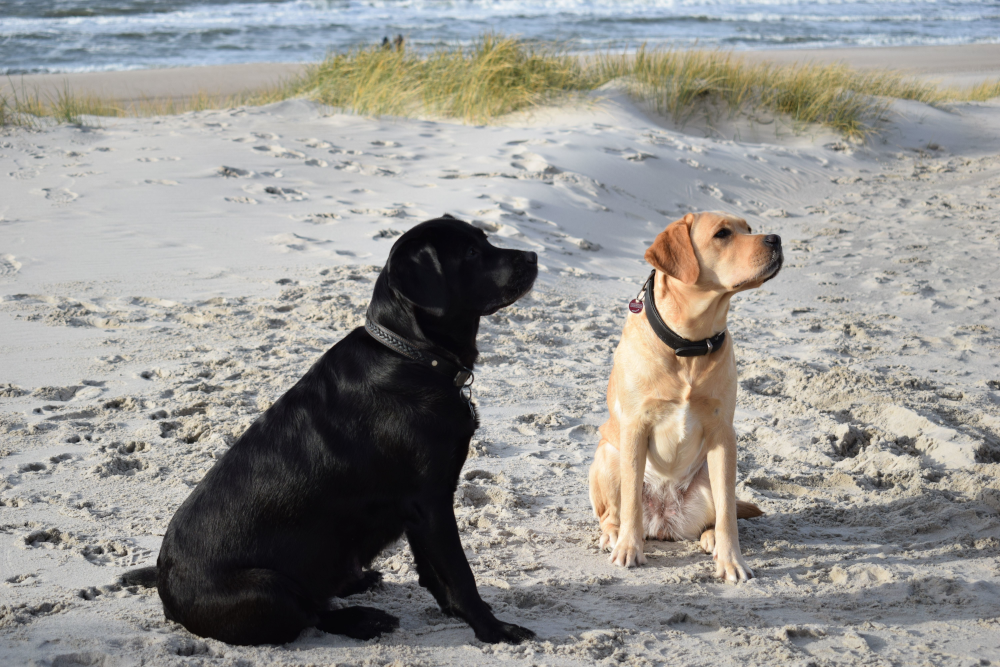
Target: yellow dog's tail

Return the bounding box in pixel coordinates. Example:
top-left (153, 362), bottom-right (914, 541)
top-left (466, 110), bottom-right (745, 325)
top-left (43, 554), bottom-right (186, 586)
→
top-left (737, 500), bottom-right (764, 519)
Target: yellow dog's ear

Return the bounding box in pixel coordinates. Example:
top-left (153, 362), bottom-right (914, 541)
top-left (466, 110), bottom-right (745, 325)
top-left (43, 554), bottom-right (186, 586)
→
top-left (644, 213), bottom-right (699, 285)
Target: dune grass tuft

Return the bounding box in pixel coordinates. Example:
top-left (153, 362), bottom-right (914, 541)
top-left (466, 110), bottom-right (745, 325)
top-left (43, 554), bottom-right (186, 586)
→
top-left (943, 77), bottom-right (1000, 102)
top-left (589, 47), bottom-right (961, 137)
top-left (291, 34), bottom-right (596, 123)
top-left (3, 35), bottom-right (999, 138)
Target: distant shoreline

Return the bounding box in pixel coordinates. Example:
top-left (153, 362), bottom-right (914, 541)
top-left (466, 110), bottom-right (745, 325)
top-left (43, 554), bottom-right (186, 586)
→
top-left (3, 44), bottom-right (999, 107)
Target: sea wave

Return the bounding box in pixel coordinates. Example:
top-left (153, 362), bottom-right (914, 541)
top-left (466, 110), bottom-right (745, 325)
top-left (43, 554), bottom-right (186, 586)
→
top-left (2, 0), bottom-right (998, 74)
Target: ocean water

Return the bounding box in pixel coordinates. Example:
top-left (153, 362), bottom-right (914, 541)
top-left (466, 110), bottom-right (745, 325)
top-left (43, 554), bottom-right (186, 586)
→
top-left (2, 0), bottom-right (998, 74)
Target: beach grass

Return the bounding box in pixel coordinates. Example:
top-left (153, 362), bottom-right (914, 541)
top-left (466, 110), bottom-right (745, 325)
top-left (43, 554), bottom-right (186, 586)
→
top-left (3, 35), bottom-right (999, 138)
top-left (1, 78), bottom-right (290, 128)
top-left (293, 34), bottom-right (597, 122)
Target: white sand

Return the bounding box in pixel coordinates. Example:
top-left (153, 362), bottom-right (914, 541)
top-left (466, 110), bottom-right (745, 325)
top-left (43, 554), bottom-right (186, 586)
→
top-left (2, 88), bottom-right (1000, 666)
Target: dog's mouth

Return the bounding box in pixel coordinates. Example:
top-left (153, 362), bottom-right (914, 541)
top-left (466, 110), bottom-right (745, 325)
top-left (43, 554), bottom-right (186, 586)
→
top-left (733, 250), bottom-right (783, 289)
top-left (482, 264), bottom-right (538, 315)
top-left (759, 251), bottom-right (783, 284)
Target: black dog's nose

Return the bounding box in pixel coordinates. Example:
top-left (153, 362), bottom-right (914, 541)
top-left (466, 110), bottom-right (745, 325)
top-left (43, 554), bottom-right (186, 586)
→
top-left (763, 234), bottom-right (781, 248)
top-left (524, 251), bottom-right (538, 264)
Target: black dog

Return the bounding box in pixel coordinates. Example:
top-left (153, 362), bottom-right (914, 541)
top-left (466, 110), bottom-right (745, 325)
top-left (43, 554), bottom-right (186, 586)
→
top-left (132, 216), bottom-right (538, 646)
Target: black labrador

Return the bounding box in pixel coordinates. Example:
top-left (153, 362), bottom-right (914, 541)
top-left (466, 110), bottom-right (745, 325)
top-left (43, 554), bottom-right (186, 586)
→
top-left (129, 216), bottom-right (538, 646)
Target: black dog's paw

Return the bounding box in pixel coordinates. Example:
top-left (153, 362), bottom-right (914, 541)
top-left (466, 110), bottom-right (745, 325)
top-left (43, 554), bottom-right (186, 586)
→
top-left (475, 621), bottom-right (535, 644)
top-left (317, 606), bottom-right (399, 640)
top-left (340, 570), bottom-right (384, 597)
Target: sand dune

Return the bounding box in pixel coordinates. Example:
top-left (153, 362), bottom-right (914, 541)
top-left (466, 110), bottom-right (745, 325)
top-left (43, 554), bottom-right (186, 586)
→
top-left (5, 43), bottom-right (1000, 110)
top-left (2, 85), bottom-right (1000, 665)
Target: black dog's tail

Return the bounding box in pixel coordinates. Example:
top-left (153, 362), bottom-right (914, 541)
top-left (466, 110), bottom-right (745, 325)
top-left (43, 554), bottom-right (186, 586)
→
top-left (120, 565), bottom-right (158, 589)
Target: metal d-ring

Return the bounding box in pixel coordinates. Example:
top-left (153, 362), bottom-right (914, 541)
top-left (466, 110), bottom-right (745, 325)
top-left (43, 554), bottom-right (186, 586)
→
top-left (460, 374), bottom-right (475, 419)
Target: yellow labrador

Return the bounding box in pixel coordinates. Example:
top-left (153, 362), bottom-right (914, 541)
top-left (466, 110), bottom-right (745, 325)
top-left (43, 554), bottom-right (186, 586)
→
top-left (588, 211), bottom-right (781, 581)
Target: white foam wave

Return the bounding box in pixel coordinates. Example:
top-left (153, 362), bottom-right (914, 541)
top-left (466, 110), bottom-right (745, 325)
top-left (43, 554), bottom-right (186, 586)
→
top-left (2, 0), bottom-right (998, 74)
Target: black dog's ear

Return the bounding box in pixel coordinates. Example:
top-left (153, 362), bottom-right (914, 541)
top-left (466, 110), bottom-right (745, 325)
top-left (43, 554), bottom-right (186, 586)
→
top-left (387, 242), bottom-right (448, 316)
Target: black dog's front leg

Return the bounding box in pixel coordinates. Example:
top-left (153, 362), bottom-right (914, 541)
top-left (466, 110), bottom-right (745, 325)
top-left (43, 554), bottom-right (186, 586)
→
top-left (408, 540), bottom-right (456, 616)
top-left (405, 495), bottom-right (534, 644)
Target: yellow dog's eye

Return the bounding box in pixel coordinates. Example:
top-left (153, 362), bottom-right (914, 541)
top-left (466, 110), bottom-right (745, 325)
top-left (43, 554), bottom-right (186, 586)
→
top-left (714, 228), bottom-right (732, 239)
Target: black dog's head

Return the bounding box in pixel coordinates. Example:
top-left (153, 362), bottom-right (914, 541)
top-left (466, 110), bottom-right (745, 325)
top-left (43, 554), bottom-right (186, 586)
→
top-left (369, 216), bottom-right (538, 363)
top-left (385, 216), bottom-right (537, 318)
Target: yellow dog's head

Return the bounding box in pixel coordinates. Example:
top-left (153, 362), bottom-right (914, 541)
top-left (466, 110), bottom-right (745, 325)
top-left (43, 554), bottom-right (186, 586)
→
top-left (645, 211), bottom-right (782, 292)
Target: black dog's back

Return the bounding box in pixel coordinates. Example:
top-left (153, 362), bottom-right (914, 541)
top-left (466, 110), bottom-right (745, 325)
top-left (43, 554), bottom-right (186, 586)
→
top-left (150, 217), bottom-right (538, 646)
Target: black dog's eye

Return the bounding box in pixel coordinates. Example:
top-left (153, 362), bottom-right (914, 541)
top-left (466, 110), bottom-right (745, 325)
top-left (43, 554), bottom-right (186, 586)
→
top-left (466, 246), bottom-right (480, 258)
top-left (714, 228), bottom-right (732, 239)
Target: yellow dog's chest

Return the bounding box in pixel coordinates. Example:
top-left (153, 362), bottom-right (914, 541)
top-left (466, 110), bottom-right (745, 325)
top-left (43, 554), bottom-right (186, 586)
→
top-left (644, 401), bottom-right (708, 484)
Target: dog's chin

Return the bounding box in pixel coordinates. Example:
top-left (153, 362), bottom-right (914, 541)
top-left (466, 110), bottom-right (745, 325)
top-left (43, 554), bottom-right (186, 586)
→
top-left (481, 273), bottom-right (537, 316)
top-left (759, 254), bottom-right (783, 284)
top-left (732, 253), bottom-right (783, 290)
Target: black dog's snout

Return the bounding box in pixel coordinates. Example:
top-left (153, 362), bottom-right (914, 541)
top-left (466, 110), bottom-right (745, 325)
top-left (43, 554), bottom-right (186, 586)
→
top-left (763, 234), bottom-right (781, 248)
top-left (524, 251), bottom-right (538, 265)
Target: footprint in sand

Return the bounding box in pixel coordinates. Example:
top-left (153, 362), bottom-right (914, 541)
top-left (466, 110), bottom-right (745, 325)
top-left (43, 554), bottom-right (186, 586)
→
top-left (298, 138), bottom-right (331, 148)
top-left (605, 147), bottom-right (656, 162)
top-left (0, 254), bottom-right (21, 278)
top-left (303, 212), bottom-right (341, 224)
top-left (253, 145), bottom-right (305, 159)
top-left (350, 207), bottom-right (406, 218)
top-left (225, 196), bottom-right (257, 205)
top-left (264, 186), bottom-right (306, 200)
top-left (218, 166), bottom-right (254, 178)
top-left (145, 179), bottom-right (178, 186)
top-left (698, 182), bottom-right (738, 205)
top-left (5, 572), bottom-right (39, 586)
top-left (9, 168), bottom-right (40, 179)
top-left (269, 233), bottom-right (332, 253)
top-left (38, 188), bottom-right (78, 204)
top-left (511, 152), bottom-right (558, 174)
top-left (0, 383), bottom-right (26, 397)
top-left (552, 172), bottom-right (609, 212)
top-left (31, 385), bottom-right (82, 401)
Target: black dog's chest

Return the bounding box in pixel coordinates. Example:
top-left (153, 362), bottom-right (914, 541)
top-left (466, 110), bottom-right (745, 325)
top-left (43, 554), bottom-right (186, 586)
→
top-left (403, 407), bottom-right (477, 486)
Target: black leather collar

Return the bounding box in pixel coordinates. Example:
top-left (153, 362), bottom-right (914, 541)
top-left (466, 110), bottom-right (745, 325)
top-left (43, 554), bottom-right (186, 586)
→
top-left (639, 270), bottom-right (727, 357)
top-left (364, 316), bottom-right (474, 388)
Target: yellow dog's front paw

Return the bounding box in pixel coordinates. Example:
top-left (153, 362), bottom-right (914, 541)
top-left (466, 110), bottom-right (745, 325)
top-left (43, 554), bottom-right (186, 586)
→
top-left (599, 526), bottom-right (619, 552)
top-left (714, 550), bottom-right (754, 583)
top-left (609, 533), bottom-right (646, 568)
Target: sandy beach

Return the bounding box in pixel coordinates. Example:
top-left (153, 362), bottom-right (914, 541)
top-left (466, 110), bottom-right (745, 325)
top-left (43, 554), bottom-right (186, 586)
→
top-left (2, 44), bottom-right (1000, 666)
